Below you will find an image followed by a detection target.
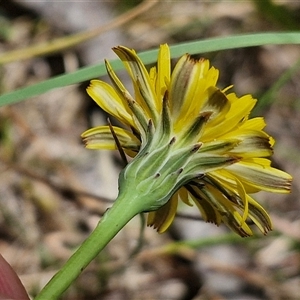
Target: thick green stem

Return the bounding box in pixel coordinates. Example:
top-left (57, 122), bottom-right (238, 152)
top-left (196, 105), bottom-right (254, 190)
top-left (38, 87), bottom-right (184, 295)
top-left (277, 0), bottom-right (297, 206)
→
top-left (34, 191), bottom-right (144, 300)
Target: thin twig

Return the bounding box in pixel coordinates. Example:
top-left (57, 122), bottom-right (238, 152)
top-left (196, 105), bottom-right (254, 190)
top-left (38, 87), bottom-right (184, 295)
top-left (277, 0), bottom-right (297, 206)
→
top-left (0, 156), bottom-right (113, 204)
top-left (0, 0), bottom-right (159, 64)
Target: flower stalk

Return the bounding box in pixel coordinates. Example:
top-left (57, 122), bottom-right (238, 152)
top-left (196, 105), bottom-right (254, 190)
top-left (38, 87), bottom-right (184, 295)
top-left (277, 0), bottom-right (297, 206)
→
top-left (35, 129), bottom-right (201, 299)
top-left (34, 189), bottom-right (146, 299)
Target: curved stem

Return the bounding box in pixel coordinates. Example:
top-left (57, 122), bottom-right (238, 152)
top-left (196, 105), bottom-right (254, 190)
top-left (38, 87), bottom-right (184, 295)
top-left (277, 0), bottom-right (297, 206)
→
top-left (34, 192), bottom-right (144, 300)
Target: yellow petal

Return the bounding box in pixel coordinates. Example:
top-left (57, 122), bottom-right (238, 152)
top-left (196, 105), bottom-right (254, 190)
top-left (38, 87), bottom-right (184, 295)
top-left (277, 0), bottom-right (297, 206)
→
top-left (225, 130), bottom-right (273, 158)
top-left (176, 86), bottom-right (230, 132)
top-left (226, 158), bottom-right (292, 193)
top-left (209, 169), bottom-right (261, 194)
top-left (81, 125), bottom-right (140, 156)
top-left (105, 59), bottom-right (136, 104)
top-left (195, 181), bottom-right (253, 236)
top-left (247, 195), bottom-right (272, 234)
top-left (187, 184), bottom-right (222, 224)
top-left (113, 46), bottom-right (159, 121)
top-left (156, 44), bottom-right (170, 101)
top-left (87, 80), bottom-right (134, 128)
top-left (178, 187), bottom-right (193, 206)
top-left (202, 93), bottom-right (256, 141)
top-left (169, 55), bottom-right (203, 122)
top-left (147, 195), bottom-right (178, 233)
top-left (203, 174), bottom-right (249, 224)
top-left (234, 176), bottom-right (248, 225)
top-left (239, 117), bottom-right (266, 131)
top-left (170, 57), bottom-right (220, 128)
top-left (181, 65), bottom-right (219, 127)
top-left (200, 87), bottom-right (231, 125)
top-left (149, 66), bottom-right (157, 90)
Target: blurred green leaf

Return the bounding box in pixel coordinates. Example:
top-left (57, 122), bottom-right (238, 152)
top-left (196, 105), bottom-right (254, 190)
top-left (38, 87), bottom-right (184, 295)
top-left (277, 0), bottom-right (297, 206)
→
top-left (255, 57), bottom-right (300, 112)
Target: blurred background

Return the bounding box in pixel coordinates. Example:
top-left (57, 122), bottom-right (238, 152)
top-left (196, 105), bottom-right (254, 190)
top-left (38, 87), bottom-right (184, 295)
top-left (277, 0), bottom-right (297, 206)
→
top-left (0, 1), bottom-right (299, 299)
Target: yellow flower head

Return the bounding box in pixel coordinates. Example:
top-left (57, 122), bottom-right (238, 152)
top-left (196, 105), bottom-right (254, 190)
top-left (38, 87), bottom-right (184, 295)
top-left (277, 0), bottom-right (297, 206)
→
top-left (82, 44), bottom-right (292, 237)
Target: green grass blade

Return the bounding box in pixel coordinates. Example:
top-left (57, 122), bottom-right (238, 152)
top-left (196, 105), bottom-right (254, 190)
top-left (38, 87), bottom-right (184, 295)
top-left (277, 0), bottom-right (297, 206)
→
top-left (1, 32), bottom-right (300, 107)
top-left (254, 56), bottom-right (300, 112)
